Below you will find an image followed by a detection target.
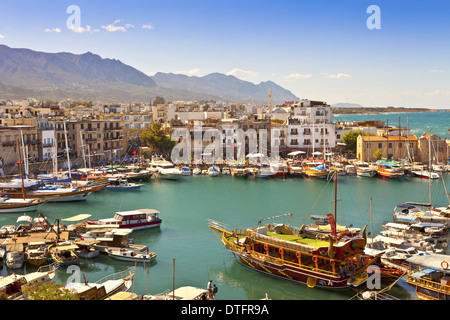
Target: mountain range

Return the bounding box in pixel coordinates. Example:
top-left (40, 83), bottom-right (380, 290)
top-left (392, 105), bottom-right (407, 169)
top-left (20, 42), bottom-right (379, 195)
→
top-left (0, 45), bottom-right (299, 104)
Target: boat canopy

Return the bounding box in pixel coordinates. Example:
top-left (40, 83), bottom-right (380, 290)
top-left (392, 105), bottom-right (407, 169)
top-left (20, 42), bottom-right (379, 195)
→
top-left (168, 286), bottom-right (209, 300)
top-left (62, 214), bottom-right (92, 222)
top-left (406, 253), bottom-right (450, 273)
top-left (117, 209), bottom-right (160, 216)
top-left (16, 215), bottom-right (33, 224)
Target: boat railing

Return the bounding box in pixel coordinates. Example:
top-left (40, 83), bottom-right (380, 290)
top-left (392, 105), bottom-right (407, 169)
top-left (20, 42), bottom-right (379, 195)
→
top-left (96, 266), bottom-right (136, 285)
top-left (250, 231), bottom-right (313, 254)
top-left (37, 261), bottom-right (60, 273)
top-left (207, 219), bottom-right (233, 233)
top-left (407, 273), bottom-right (450, 295)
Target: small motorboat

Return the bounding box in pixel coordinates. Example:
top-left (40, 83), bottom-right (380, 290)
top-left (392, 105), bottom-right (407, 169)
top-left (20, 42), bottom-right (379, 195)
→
top-left (106, 248), bottom-right (157, 263)
top-left (208, 165), bottom-right (220, 177)
top-left (180, 167), bottom-right (191, 176)
top-left (6, 244), bottom-right (25, 269)
top-left (48, 242), bottom-right (79, 266)
top-left (106, 178), bottom-right (142, 191)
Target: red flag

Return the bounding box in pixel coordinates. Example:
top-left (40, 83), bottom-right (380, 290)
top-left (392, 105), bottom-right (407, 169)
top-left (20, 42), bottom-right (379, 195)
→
top-left (326, 214), bottom-right (337, 237)
top-left (133, 151), bottom-right (137, 155)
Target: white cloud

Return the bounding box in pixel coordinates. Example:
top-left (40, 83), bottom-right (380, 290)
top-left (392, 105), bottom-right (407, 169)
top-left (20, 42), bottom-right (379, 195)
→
top-left (125, 24), bottom-right (135, 29)
top-left (226, 68), bottom-right (258, 79)
top-left (142, 24), bottom-right (155, 30)
top-left (72, 25), bottom-right (91, 33)
top-left (284, 73), bottom-right (312, 80)
top-left (322, 73), bottom-right (352, 79)
top-left (0, 34), bottom-right (5, 39)
top-left (176, 68), bottom-right (201, 76)
top-left (429, 69), bottom-right (445, 73)
top-left (44, 28), bottom-right (62, 33)
top-left (102, 24), bottom-right (127, 32)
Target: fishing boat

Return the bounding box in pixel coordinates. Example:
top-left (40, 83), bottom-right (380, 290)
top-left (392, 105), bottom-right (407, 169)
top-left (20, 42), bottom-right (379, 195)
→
top-left (66, 267), bottom-right (136, 300)
top-left (405, 253), bottom-right (450, 300)
top-left (106, 178), bottom-right (142, 191)
top-left (86, 228), bottom-right (148, 254)
top-left (208, 213), bottom-right (372, 289)
top-left (5, 244), bottom-right (25, 269)
top-left (287, 162), bottom-right (304, 177)
top-left (0, 264), bottom-right (57, 300)
top-left (48, 242), bottom-right (79, 266)
top-left (87, 208), bottom-right (162, 231)
top-left (0, 197), bottom-right (47, 214)
top-left (268, 162), bottom-right (288, 178)
top-left (192, 167), bottom-right (202, 175)
top-left (354, 162), bottom-right (377, 177)
top-left (208, 165), bottom-right (220, 177)
top-left (302, 161), bottom-right (330, 179)
top-left (230, 164), bottom-right (247, 178)
top-left (106, 247), bottom-right (157, 263)
top-left (376, 161), bottom-right (405, 179)
top-left (411, 168), bottom-right (439, 179)
top-left (180, 167), bottom-right (191, 176)
top-left (25, 241), bottom-right (50, 266)
top-left (73, 238), bottom-right (100, 259)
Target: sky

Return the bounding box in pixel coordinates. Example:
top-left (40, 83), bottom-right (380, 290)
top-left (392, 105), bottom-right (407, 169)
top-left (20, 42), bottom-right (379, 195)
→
top-left (0, 0), bottom-right (449, 108)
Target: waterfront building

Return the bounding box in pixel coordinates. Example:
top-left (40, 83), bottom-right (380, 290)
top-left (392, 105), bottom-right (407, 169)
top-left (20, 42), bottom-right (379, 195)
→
top-left (356, 135), bottom-right (419, 162)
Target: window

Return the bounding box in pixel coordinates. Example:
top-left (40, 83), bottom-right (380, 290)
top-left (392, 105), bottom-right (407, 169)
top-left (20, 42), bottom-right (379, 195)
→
top-left (378, 143), bottom-right (382, 148)
top-left (388, 143), bottom-right (392, 148)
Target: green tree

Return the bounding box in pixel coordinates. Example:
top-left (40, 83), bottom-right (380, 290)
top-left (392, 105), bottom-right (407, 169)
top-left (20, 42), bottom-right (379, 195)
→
top-left (342, 130), bottom-right (374, 155)
top-left (21, 281), bottom-right (79, 300)
top-left (373, 149), bottom-right (383, 160)
top-left (140, 123), bottom-right (176, 154)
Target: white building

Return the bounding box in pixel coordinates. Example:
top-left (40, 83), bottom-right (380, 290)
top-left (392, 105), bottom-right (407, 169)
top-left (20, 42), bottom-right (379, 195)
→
top-left (286, 100), bottom-right (336, 153)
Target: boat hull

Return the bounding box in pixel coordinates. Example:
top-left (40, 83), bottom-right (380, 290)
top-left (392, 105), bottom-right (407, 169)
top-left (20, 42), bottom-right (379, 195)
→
top-left (232, 251), bottom-right (351, 289)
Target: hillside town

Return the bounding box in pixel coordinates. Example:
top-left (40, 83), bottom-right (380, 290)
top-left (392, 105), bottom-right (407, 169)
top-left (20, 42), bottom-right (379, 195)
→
top-left (1, 93), bottom-right (449, 176)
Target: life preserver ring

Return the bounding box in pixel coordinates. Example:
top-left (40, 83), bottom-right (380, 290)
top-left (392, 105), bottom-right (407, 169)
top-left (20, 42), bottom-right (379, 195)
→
top-left (441, 260), bottom-right (449, 270)
top-left (312, 256), bottom-right (318, 263)
top-left (264, 244), bottom-right (269, 251)
top-left (279, 248), bottom-right (284, 255)
top-left (296, 251), bottom-right (301, 258)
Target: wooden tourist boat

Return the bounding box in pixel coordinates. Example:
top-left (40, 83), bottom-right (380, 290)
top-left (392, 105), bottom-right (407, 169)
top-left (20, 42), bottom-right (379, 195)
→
top-left (376, 162), bottom-right (405, 179)
top-left (302, 161), bottom-right (331, 179)
top-left (86, 208), bottom-right (162, 231)
top-left (208, 213), bottom-right (373, 289)
top-left (405, 253), bottom-right (450, 300)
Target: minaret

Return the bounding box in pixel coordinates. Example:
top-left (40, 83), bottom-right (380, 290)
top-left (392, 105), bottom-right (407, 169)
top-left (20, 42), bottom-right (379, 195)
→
top-left (268, 89), bottom-right (273, 117)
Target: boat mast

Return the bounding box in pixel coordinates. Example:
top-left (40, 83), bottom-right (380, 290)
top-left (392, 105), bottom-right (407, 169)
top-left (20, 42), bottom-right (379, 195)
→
top-left (63, 119), bottom-right (72, 179)
top-left (17, 137), bottom-right (26, 200)
top-left (334, 170), bottom-right (338, 234)
top-left (80, 131), bottom-right (87, 169)
top-left (428, 130), bottom-right (432, 206)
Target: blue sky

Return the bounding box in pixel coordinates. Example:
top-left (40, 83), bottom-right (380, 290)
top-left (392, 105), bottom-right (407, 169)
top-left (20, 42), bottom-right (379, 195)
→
top-left (0, 0), bottom-right (449, 108)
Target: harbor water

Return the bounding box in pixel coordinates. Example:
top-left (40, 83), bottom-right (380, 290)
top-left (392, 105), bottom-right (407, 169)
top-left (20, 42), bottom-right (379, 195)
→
top-left (1, 172), bottom-right (449, 300)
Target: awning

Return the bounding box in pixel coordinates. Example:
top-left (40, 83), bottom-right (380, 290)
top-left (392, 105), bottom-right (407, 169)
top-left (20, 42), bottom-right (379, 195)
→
top-left (62, 214), bottom-right (92, 222)
top-left (287, 151), bottom-right (306, 156)
top-left (16, 215), bottom-right (33, 224)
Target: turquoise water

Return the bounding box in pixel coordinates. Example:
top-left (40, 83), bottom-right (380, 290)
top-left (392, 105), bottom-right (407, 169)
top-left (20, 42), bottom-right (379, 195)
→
top-left (1, 173), bottom-right (449, 300)
top-left (334, 111), bottom-right (450, 139)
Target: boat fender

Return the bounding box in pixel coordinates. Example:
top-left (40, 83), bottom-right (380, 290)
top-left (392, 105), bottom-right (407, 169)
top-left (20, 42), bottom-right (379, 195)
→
top-left (442, 261), bottom-right (449, 270)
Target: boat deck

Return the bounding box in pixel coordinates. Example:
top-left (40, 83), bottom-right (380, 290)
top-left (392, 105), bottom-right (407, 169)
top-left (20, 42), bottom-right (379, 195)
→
top-left (265, 230), bottom-right (330, 248)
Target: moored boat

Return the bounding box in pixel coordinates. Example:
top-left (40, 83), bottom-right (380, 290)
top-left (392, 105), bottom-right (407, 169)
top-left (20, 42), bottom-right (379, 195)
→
top-left (106, 247), bottom-right (157, 263)
top-left (48, 242), bottom-right (79, 266)
top-left (207, 213), bottom-right (373, 289)
top-left (302, 161), bottom-right (330, 179)
top-left (86, 208), bottom-right (162, 231)
top-left (106, 178), bottom-right (142, 191)
top-left (376, 161), bottom-right (405, 179)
